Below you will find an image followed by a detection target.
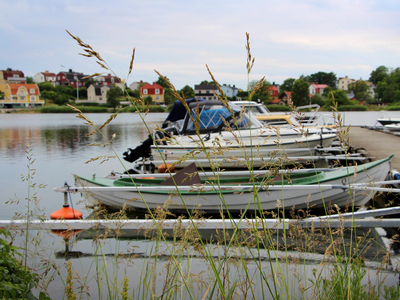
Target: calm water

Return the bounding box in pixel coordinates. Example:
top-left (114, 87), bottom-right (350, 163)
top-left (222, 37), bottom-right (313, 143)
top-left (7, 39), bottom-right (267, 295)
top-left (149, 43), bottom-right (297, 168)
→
top-left (1, 110), bottom-right (400, 220)
top-left (1, 111), bottom-right (399, 298)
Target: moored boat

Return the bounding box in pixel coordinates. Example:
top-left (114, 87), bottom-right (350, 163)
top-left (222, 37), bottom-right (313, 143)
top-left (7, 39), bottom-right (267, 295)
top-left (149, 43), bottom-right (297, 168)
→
top-left (70, 155), bottom-right (394, 214)
top-left (123, 99), bottom-right (338, 170)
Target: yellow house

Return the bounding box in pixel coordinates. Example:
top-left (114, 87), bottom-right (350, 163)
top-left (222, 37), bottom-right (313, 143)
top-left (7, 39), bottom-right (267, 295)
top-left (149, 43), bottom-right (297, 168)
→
top-left (2, 83), bottom-right (44, 108)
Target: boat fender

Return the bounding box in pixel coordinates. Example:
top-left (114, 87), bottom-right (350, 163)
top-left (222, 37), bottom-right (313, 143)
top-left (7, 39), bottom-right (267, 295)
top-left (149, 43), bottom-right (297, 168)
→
top-left (390, 170), bottom-right (400, 181)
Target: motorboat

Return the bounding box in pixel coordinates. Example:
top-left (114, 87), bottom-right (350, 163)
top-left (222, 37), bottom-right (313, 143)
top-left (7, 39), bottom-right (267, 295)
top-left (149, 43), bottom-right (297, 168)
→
top-left (122, 99), bottom-right (338, 169)
top-left (71, 155), bottom-right (394, 213)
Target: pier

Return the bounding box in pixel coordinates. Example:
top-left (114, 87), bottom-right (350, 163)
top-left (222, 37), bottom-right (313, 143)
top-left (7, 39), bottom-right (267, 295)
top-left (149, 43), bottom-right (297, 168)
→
top-left (348, 126), bottom-right (400, 170)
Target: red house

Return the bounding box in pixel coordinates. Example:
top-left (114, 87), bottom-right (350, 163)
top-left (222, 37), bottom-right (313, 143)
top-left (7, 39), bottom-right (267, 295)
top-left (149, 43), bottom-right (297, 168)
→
top-left (140, 82), bottom-right (164, 104)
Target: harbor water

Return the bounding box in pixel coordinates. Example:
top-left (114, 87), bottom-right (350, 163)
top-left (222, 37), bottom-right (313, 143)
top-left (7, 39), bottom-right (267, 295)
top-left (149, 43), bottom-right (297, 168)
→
top-left (1, 110), bottom-right (400, 298)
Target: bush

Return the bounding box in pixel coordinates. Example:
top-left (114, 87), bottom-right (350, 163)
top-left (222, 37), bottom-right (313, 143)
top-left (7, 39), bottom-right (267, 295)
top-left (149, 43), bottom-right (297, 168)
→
top-left (385, 106), bottom-right (400, 111)
top-left (337, 105), bottom-right (368, 111)
top-left (40, 106), bottom-right (109, 113)
top-left (76, 102), bottom-right (99, 107)
top-left (0, 229), bottom-right (47, 299)
top-left (265, 105), bottom-right (291, 112)
top-left (120, 105), bottom-right (167, 113)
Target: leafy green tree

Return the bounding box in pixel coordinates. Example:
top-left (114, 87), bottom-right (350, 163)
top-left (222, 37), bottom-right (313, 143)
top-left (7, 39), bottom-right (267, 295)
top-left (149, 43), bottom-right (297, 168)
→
top-left (78, 87), bottom-right (87, 99)
top-left (374, 68), bottom-right (400, 102)
top-left (303, 72), bottom-right (337, 88)
top-left (348, 80), bottom-right (373, 102)
top-left (107, 86), bottom-right (123, 111)
top-left (54, 94), bottom-right (70, 106)
top-left (200, 80), bottom-right (215, 85)
top-left (311, 93), bottom-right (325, 106)
top-left (26, 76), bottom-right (34, 83)
top-left (56, 85), bottom-right (75, 96)
top-left (41, 90), bottom-right (59, 103)
top-left (280, 78), bottom-right (296, 92)
top-left (38, 82), bottom-right (56, 92)
top-left (156, 76), bottom-right (170, 89)
top-left (144, 95), bottom-right (153, 105)
top-left (179, 85), bottom-right (195, 98)
top-left (369, 66), bottom-right (389, 85)
top-left (292, 79), bottom-right (310, 106)
top-left (324, 90), bottom-right (352, 108)
top-left (84, 78), bottom-right (95, 88)
top-left (126, 88), bottom-right (140, 98)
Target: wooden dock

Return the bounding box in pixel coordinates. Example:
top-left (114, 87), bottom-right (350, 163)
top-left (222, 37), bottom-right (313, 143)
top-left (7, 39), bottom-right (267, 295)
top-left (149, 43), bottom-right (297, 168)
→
top-left (348, 126), bottom-right (400, 170)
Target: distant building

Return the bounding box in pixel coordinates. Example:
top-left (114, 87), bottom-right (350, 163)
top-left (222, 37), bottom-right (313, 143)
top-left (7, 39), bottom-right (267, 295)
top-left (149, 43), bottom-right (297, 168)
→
top-left (95, 74), bottom-right (124, 89)
top-left (1, 83), bottom-right (44, 108)
top-left (338, 76), bottom-right (355, 91)
top-left (309, 83), bottom-right (328, 96)
top-left (82, 84), bottom-right (113, 104)
top-left (280, 91), bottom-right (292, 105)
top-left (140, 82), bottom-right (165, 104)
top-left (33, 71), bottom-right (57, 86)
top-left (56, 69), bottom-right (89, 88)
top-left (0, 69), bottom-right (26, 93)
top-left (129, 80), bottom-right (149, 91)
top-left (194, 84), bottom-right (219, 101)
top-left (220, 84), bottom-right (239, 97)
top-left (266, 85), bottom-right (279, 100)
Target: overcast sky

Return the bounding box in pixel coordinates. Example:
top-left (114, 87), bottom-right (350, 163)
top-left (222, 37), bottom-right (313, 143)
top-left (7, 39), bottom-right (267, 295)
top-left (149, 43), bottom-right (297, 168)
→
top-left (1, 0), bottom-right (399, 90)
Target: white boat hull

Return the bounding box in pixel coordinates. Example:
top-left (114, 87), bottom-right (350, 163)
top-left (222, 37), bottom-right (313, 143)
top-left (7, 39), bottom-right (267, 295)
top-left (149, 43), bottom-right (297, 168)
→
top-left (76, 156), bottom-right (392, 213)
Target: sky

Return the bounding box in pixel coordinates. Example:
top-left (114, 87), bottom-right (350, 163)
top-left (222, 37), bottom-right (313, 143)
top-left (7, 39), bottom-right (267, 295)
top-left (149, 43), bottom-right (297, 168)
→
top-left (1, 0), bottom-right (400, 91)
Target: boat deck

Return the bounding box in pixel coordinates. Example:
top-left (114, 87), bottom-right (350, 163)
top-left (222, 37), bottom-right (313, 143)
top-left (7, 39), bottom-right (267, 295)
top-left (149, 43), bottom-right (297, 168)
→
top-left (348, 126), bottom-right (400, 170)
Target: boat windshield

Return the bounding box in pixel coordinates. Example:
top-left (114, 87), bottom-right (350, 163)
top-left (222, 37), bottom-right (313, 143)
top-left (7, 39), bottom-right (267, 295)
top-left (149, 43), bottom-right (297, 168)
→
top-left (185, 103), bottom-right (262, 133)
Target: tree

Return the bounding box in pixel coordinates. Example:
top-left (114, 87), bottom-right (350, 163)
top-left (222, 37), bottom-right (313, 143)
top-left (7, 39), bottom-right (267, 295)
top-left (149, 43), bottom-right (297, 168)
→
top-left (348, 80), bottom-right (373, 103)
top-left (79, 87), bottom-right (87, 99)
top-left (280, 78), bottom-right (296, 92)
top-left (303, 72), bottom-right (337, 88)
top-left (126, 88), bottom-right (140, 98)
top-left (374, 67), bottom-right (400, 102)
top-left (179, 85), bottom-right (195, 98)
top-left (144, 95), bottom-right (153, 105)
top-left (38, 82), bottom-right (56, 92)
top-left (324, 90), bottom-right (352, 108)
top-left (156, 76), bottom-right (170, 89)
top-left (84, 78), bottom-right (95, 88)
top-left (54, 94), bottom-right (70, 106)
top-left (369, 66), bottom-right (389, 85)
top-left (199, 80), bottom-right (215, 85)
top-left (26, 76), bottom-right (34, 83)
top-left (107, 86), bottom-right (123, 111)
top-left (291, 79), bottom-right (310, 106)
top-left (311, 93), bottom-right (325, 106)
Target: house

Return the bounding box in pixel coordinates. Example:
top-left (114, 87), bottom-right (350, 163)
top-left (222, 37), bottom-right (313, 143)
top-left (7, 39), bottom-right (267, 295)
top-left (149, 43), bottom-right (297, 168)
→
top-left (280, 91), bottom-right (292, 105)
top-left (338, 76), bottom-right (355, 91)
top-left (0, 69), bottom-right (26, 92)
top-left (194, 84), bottom-right (219, 101)
top-left (220, 84), bottom-right (239, 97)
top-left (33, 71), bottom-right (57, 86)
top-left (269, 99), bottom-right (286, 106)
top-left (95, 74), bottom-right (124, 89)
top-left (83, 84), bottom-right (113, 104)
top-left (1, 83), bottom-right (44, 108)
top-left (266, 85), bottom-right (279, 100)
top-left (140, 82), bottom-right (165, 104)
top-left (129, 80), bottom-right (149, 91)
top-left (56, 69), bottom-right (88, 88)
top-left (309, 83), bottom-right (328, 96)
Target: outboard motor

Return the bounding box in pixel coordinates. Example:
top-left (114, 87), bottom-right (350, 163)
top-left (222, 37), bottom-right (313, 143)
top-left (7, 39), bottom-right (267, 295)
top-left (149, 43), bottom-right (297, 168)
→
top-left (123, 135), bottom-right (153, 163)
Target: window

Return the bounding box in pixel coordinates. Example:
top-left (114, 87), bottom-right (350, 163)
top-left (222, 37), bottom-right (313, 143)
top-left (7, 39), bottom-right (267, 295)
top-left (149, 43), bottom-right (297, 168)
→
top-left (13, 74), bottom-right (19, 78)
top-left (20, 96), bottom-right (25, 101)
top-left (30, 88), bottom-right (35, 94)
top-left (155, 96), bottom-right (159, 100)
top-left (155, 89), bottom-right (160, 94)
top-left (143, 89), bottom-right (148, 95)
top-left (30, 96), bottom-right (35, 102)
top-left (99, 97), bottom-right (102, 101)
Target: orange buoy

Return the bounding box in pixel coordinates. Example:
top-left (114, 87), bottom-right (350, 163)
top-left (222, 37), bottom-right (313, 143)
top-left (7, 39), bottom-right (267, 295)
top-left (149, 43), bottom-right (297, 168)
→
top-left (158, 163), bottom-right (175, 173)
top-left (51, 229), bottom-right (82, 239)
top-left (50, 205), bottom-right (83, 220)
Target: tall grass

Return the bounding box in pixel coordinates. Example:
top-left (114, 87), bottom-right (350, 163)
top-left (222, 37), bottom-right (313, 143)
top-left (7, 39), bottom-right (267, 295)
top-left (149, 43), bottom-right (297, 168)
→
top-left (3, 32), bottom-right (400, 299)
